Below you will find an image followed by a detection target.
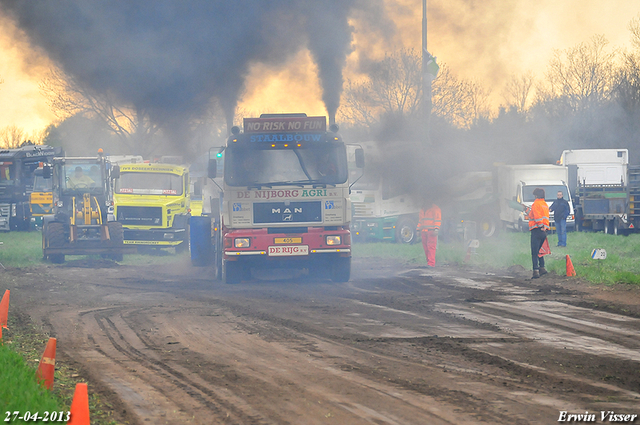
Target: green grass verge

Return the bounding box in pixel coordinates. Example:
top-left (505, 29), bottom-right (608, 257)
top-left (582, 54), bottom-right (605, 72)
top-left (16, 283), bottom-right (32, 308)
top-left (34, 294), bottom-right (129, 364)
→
top-left (353, 231), bottom-right (640, 285)
top-left (0, 230), bottom-right (186, 268)
top-left (0, 344), bottom-right (62, 420)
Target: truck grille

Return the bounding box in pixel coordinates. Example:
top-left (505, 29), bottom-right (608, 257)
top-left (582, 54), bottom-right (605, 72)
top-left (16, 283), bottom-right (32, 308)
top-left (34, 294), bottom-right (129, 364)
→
top-left (253, 201), bottom-right (321, 224)
top-left (117, 206), bottom-right (162, 226)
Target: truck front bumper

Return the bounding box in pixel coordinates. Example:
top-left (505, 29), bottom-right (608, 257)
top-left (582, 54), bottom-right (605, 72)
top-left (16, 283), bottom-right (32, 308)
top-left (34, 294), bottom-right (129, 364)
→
top-left (123, 227), bottom-right (187, 246)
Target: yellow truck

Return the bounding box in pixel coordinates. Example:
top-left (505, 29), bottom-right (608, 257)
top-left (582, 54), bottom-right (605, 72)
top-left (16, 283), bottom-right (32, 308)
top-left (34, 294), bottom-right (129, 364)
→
top-left (113, 163), bottom-right (190, 251)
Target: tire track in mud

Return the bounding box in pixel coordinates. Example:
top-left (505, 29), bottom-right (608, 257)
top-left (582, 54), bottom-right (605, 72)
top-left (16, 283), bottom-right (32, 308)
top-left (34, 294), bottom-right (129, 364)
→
top-left (188, 272), bottom-right (640, 416)
top-left (85, 306), bottom-right (274, 425)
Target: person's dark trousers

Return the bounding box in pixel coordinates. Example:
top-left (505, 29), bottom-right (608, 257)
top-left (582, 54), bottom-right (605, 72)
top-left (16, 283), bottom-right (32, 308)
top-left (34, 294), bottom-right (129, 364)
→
top-left (556, 218), bottom-right (567, 246)
top-left (530, 228), bottom-right (547, 270)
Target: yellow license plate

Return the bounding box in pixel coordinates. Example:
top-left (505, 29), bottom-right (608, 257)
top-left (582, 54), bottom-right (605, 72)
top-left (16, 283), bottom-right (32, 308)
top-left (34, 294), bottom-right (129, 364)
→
top-left (274, 237), bottom-right (302, 244)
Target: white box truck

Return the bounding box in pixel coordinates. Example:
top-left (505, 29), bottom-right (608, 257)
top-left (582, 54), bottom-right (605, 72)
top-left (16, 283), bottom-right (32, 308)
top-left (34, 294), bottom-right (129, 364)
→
top-left (496, 164), bottom-right (575, 232)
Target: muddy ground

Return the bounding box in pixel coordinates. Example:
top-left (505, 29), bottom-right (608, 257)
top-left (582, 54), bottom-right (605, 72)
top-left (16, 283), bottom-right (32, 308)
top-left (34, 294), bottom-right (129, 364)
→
top-left (2, 255), bottom-right (640, 425)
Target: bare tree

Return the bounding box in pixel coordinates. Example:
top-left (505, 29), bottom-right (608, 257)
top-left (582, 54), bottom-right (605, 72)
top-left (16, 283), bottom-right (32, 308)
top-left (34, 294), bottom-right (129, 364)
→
top-left (430, 65), bottom-right (490, 129)
top-left (537, 35), bottom-right (616, 112)
top-left (339, 50), bottom-right (489, 131)
top-left (503, 72), bottom-right (535, 114)
top-left (0, 125), bottom-right (25, 148)
top-left (338, 48), bottom-right (422, 128)
top-left (40, 68), bottom-right (162, 156)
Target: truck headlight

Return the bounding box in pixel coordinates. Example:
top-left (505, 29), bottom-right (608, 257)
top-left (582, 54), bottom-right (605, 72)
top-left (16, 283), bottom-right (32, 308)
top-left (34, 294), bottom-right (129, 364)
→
top-left (326, 235), bottom-right (341, 245)
top-left (234, 238), bottom-right (250, 248)
top-left (163, 233), bottom-right (175, 240)
top-left (11, 204), bottom-right (16, 217)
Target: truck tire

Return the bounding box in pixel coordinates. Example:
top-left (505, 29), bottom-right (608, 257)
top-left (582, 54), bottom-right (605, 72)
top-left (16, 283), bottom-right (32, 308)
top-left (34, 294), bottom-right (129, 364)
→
top-left (478, 215), bottom-right (499, 238)
top-left (331, 257), bottom-right (351, 282)
top-left (223, 260), bottom-right (243, 284)
top-left (46, 222), bottom-right (66, 264)
top-left (107, 222), bottom-right (124, 261)
top-left (395, 217), bottom-right (418, 244)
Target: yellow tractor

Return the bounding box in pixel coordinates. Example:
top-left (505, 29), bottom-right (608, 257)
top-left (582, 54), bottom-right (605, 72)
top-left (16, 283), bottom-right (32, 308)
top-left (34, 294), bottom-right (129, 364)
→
top-left (42, 152), bottom-right (132, 263)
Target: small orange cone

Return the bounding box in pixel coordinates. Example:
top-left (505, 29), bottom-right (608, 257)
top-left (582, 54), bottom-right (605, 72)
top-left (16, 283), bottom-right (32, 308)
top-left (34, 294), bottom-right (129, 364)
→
top-left (566, 254), bottom-right (576, 277)
top-left (0, 289), bottom-right (9, 329)
top-left (36, 337), bottom-right (57, 390)
top-left (67, 383), bottom-right (90, 425)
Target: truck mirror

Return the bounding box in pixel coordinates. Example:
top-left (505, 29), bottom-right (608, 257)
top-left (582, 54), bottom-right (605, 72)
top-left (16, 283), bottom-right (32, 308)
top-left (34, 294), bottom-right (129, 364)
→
top-left (43, 165), bottom-right (51, 179)
top-left (208, 159), bottom-right (217, 178)
top-left (111, 165), bottom-right (120, 179)
top-left (355, 148), bottom-right (365, 168)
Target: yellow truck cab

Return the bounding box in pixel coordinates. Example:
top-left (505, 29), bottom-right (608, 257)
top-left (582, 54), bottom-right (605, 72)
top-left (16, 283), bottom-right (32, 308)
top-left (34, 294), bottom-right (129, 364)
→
top-left (113, 163), bottom-right (190, 251)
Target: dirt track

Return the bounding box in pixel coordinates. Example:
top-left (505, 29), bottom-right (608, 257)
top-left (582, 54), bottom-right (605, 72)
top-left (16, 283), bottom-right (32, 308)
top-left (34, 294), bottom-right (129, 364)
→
top-left (4, 255), bottom-right (640, 424)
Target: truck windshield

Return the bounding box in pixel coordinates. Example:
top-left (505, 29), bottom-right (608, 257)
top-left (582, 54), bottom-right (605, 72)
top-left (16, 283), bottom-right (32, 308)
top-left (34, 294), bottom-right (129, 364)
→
top-left (33, 174), bottom-right (52, 192)
top-left (523, 185), bottom-right (569, 203)
top-left (116, 172), bottom-right (183, 195)
top-left (0, 163), bottom-right (16, 185)
top-left (224, 144), bottom-right (347, 187)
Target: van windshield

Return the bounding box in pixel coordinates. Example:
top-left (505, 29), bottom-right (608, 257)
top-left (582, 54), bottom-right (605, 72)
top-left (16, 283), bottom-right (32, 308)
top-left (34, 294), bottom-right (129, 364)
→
top-left (523, 185), bottom-right (569, 203)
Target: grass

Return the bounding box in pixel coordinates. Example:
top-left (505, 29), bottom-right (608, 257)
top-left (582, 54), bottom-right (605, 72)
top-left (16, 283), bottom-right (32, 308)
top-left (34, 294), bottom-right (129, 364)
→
top-left (353, 230), bottom-right (640, 285)
top-left (0, 344), bottom-right (62, 419)
top-left (0, 231), bottom-right (43, 268)
top-left (0, 230), bottom-right (187, 268)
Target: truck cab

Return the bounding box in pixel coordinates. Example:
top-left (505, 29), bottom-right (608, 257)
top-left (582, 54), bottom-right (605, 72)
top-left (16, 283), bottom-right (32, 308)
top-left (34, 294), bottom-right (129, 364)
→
top-left (113, 163), bottom-right (191, 251)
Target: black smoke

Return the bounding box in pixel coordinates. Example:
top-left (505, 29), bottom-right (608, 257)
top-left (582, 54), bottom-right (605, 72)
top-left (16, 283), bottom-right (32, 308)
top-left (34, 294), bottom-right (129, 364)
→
top-left (1, 1), bottom-right (376, 135)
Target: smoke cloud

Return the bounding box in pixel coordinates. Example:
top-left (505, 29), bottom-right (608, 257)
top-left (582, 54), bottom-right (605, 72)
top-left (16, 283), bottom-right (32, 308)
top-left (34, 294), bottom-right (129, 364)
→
top-left (0, 1), bottom-right (383, 135)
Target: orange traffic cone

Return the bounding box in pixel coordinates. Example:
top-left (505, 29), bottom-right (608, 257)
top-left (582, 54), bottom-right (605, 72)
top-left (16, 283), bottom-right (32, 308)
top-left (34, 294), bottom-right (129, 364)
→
top-left (0, 289), bottom-right (9, 329)
top-left (67, 383), bottom-right (90, 425)
top-left (566, 255), bottom-right (576, 277)
top-left (36, 337), bottom-right (57, 390)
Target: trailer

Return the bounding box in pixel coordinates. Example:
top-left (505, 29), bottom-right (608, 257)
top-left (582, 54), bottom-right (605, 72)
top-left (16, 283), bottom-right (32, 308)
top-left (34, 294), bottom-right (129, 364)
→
top-left (559, 149), bottom-right (636, 234)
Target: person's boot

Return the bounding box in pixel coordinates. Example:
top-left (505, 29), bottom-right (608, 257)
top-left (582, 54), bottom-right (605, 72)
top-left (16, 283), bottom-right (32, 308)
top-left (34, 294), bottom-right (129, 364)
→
top-left (539, 267), bottom-right (548, 276)
top-left (532, 269), bottom-right (540, 279)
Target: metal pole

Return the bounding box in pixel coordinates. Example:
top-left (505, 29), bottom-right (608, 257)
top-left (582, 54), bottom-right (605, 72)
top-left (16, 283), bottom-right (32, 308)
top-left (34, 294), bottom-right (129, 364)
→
top-left (422, 1), bottom-right (431, 141)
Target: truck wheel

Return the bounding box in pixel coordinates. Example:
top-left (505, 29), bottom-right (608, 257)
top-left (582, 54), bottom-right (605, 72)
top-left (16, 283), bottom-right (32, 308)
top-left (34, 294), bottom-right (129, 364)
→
top-left (478, 214), bottom-right (499, 238)
top-left (331, 257), bottom-right (351, 282)
top-left (223, 260), bottom-right (242, 284)
top-left (107, 222), bottom-right (124, 261)
top-left (46, 222), bottom-right (66, 264)
top-left (395, 217), bottom-right (417, 244)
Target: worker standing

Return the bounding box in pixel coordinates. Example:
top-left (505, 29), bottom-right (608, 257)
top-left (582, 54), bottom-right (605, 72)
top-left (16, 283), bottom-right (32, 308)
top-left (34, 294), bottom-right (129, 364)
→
top-left (418, 202), bottom-right (441, 267)
top-left (526, 188), bottom-right (550, 279)
top-left (549, 190), bottom-right (570, 247)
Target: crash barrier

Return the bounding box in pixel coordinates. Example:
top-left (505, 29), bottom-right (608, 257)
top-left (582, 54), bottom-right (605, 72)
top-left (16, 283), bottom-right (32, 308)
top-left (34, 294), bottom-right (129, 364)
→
top-left (0, 289), bottom-right (90, 424)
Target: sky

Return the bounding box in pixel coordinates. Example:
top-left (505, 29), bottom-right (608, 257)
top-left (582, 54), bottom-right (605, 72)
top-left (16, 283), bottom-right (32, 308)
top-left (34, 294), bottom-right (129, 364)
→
top-left (1, 0), bottom-right (640, 138)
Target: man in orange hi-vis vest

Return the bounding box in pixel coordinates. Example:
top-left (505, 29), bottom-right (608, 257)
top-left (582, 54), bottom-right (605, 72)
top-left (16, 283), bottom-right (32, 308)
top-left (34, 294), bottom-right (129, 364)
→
top-left (525, 187), bottom-right (550, 279)
top-left (418, 202), bottom-right (441, 267)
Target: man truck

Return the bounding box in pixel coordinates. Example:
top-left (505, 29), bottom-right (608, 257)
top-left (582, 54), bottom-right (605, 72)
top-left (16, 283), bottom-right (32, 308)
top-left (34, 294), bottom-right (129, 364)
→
top-left (190, 114), bottom-right (363, 284)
